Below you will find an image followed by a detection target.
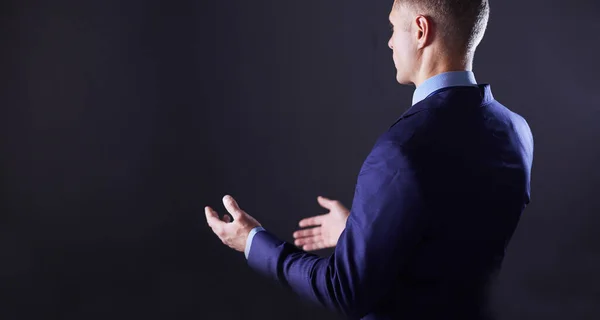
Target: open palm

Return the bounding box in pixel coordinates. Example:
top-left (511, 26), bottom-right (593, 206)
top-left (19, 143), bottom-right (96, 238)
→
top-left (293, 196), bottom-right (350, 251)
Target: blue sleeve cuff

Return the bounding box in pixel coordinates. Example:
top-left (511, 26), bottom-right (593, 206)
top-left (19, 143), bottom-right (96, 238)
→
top-left (244, 226), bottom-right (266, 259)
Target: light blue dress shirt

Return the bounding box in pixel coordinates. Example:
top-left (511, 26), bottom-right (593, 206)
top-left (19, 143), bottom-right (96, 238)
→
top-left (245, 226), bottom-right (265, 258)
top-left (244, 70), bottom-right (478, 259)
top-left (412, 71), bottom-right (478, 105)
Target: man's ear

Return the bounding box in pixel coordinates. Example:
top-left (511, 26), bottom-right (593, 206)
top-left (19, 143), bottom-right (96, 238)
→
top-left (414, 15), bottom-right (432, 49)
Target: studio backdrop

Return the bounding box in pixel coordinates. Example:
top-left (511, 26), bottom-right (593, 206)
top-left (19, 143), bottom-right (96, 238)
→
top-left (1, 0), bottom-right (599, 319)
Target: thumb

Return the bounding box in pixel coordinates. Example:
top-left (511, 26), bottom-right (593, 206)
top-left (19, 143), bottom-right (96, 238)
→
top-left (317, 196), bottom-right (335, 209)
top-left (223, 195), bottom-right (243, 219)
top-left (205, 206), bottom-right (223, 228)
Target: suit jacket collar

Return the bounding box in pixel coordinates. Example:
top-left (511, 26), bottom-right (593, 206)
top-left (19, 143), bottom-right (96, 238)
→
top-left (389, 84), bottom-right (496, 129)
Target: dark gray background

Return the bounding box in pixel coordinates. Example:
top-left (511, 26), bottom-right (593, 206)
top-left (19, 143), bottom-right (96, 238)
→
top-left (1, 0), bottom-right (599, 319)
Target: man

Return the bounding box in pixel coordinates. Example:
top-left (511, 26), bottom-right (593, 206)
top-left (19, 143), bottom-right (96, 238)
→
top-left (205, 0), bottom-right (534, 319)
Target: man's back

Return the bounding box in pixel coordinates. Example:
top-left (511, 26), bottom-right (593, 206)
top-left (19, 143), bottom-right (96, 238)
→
top-left (365, 84), bottom-right (533, 319)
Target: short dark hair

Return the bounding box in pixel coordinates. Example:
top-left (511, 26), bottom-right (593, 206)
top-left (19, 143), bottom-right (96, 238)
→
top-left (394, 0), bottom-right (490, 54)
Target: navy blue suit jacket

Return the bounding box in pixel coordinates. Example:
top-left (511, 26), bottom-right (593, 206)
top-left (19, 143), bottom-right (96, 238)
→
top-left (247, 84), bottom-right (534, 319)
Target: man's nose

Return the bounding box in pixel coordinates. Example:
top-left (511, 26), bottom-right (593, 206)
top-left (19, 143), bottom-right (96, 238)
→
top-left (388, 38), bottom-right (393, 50)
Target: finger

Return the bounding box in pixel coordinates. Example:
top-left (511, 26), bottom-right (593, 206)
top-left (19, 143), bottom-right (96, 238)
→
top-left (223, 195), bottom-right (243, 219)
top-left (299, 214), bottom-right (326, 228)
top-left (223, 214), bottom-right (231, 223)
top-left (205, 206), bottom-right (224, 228)
top-left (294, 236), bottom-right (323, 247)
top-left (303, 242), bottom-right (327, 251)
top-left (293, 227), bottom-right (321, 239)
top-left (317, 196), bottom-right (336, 209)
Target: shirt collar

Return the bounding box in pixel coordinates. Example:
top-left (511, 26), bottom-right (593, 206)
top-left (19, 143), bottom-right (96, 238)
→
top-left (412, 71), bottom-right (478, 106)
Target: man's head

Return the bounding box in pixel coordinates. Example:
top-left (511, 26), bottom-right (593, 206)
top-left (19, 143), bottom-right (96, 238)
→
top-left (388, 0), bottom-right (490, 85)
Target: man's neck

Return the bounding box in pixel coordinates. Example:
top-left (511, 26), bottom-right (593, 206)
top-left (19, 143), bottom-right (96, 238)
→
top-left (413, 53), bottom-right (473, 87)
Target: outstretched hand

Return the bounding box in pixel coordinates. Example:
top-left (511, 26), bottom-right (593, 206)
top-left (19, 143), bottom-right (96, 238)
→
top-left (292, 196), bottom-right (350, 251)
top-left (205, 195), bottom-right (261, 252)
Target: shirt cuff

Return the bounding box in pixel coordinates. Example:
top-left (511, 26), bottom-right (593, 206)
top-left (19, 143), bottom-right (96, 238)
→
top-left (244, 226), bottom-right (266, 259)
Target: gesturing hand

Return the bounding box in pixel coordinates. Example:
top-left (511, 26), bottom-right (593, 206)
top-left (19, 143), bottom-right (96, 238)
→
top-left (205, 195), bottom-right (261, 252)
top-left (292, 196), bottom-right (350, 251)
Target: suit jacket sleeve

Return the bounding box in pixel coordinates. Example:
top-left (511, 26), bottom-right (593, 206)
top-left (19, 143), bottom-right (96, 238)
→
top-left (247, 140), bottom-right (427, 319)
